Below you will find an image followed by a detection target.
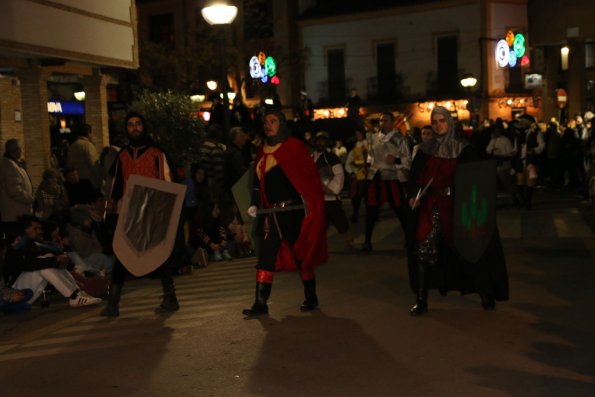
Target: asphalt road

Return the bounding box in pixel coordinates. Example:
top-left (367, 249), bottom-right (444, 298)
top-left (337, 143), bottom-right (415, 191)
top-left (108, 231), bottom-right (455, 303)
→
top-left (1, 188), bottom-right (594, 397)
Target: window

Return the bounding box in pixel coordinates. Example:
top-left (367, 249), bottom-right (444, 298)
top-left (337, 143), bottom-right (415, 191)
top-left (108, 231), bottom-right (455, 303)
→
top-left (377, 42), bottom-right (396, 99)
top-left (436, 36), bottom-right (458, 97)
top-left (244, 0), bottom-right (273, 39)
top-left (327, 48), bottom-right (345, 102)
top-left (149, 13), bottom-right (175, 49)
top-left (586, 43), bottom-right (594, 69)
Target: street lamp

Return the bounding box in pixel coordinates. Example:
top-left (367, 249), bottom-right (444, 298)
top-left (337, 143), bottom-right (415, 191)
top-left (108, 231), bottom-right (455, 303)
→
top-left (201, 2), bottom-right (237, 137)
top-left (460, 75), bottom-right (478, 89)
top-left (460, 74), bottom-right (478, 127)
top-left (201, 3), bottom-right (238, 25)
top-left (206, 80), bottom-right (218, 91)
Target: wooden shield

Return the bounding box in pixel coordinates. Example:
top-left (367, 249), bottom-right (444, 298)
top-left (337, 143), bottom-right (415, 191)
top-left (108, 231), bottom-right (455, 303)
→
top-left (453, 160), bottom-right (497, 264)
top-left (113, 175), bottom-right (186, 276)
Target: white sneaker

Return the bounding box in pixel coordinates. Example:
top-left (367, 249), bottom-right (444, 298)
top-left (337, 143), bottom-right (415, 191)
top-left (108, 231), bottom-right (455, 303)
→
top-left (69, 291), bottom-right (102, 307)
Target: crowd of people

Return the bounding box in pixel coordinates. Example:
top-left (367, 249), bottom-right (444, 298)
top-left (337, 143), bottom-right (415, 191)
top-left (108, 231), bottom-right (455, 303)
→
top-left (1, 99), bottom-right (593, 318)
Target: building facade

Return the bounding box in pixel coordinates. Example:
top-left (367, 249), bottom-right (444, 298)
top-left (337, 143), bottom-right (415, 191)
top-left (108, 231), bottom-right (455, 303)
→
top-left (528, 0), bottom-right (595, 121)
top-left (136, 0), bottom-right (301, 111)
top-left (298, 0), bottom-right (538, 127)
top-left (0, 0), bottom-right (138, 185)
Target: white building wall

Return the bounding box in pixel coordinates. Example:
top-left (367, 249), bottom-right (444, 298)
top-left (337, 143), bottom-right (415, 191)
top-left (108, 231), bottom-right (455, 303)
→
top-left (0, 0), bottom-right (137, 67)
top-left (301, 3), bottom-right (483, 103)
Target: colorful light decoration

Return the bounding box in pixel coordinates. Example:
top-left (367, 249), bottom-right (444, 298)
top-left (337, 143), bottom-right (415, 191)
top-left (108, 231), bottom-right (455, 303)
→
top-left (513, 34), bottom-right (525, 58)
top-left (505, 30), bottom-right (515, 46)
top-left (520, 55), bottom-right (530, 66)
top-left (508, 51), bottom-right (517, 67)
top-left (495, 31), bottom-right (528, 68)
top-left (249, 56), bottom-right (261, 79)
top-left (264, 56), bottom-right (276, 77)
top-left (495, 40), bottom-right (510, 68)
top-left (249, 51), bottom-right (279, 85)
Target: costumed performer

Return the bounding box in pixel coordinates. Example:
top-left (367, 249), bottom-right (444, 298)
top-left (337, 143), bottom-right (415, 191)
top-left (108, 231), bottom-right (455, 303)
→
top-left (243, 109), bottom-right (327, 316)
top-left (407, 106), bottom-right (509, 315)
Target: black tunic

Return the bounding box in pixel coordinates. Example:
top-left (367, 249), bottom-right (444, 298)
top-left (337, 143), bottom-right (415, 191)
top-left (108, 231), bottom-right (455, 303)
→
top-left (255, 165), bottom-right (305, 271)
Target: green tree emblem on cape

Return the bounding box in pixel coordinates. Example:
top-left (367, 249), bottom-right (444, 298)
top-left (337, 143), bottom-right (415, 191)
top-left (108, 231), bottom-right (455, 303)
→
top-left (461, 185), bottom-right (488, 237)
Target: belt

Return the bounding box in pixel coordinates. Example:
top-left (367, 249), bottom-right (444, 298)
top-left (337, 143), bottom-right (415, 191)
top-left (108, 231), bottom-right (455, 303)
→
top-left (427, 186), bottom-right (452, 196)
top-left (257, 200), bottom-right (305, 214)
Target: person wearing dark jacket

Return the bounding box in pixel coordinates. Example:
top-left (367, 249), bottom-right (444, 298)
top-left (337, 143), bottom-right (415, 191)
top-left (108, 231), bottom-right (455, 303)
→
top-left (11, 215), bottom-right (102, 307)
top-left (407, 106), bottom-right (509, 316)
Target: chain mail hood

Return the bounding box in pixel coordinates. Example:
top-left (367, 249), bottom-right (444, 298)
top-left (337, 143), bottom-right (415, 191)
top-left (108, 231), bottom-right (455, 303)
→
top-left (419, 106), bottom-right (467, 159)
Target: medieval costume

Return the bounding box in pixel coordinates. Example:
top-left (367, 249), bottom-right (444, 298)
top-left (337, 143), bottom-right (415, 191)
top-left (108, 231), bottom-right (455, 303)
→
top-left (312, 131), bottom-right (353, 250)
top-left (363, 113), bottom-right (411, 251)
top-left (407, 106), bottom-right (509, 315)
top-left (243, 109), bottom-right (327, 316)
top-left (101, 111), bottom-right (179, 318)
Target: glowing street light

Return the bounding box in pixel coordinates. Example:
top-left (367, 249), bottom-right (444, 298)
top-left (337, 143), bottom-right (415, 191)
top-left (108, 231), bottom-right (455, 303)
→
top-left (206, 80), bottom-right (218, 91)
top-left (201, 3), bottom-right (238, 25)
top-left (202, 1), bottom-right (237, 137)
top-left (460, 74), bottom-right (478, 88)
top-left (460, 74), bottom-right (478, 127)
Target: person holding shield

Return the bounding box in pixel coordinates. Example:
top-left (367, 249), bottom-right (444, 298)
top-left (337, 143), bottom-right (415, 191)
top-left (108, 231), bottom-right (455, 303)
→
top-left (100, 111), bottom-right (180, 318)
top-left (243, 109), bottom-right (327, 316)
top-left (407, 106), bottom-right (508, 316)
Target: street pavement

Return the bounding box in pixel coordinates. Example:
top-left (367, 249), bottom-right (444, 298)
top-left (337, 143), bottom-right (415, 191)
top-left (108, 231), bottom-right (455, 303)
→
top-left (1, 188), bottom-right (594, 397)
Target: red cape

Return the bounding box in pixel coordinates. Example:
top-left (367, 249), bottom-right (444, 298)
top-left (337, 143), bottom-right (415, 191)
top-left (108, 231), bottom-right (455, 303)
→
top-left (256, 137), bottom-right (328, 270)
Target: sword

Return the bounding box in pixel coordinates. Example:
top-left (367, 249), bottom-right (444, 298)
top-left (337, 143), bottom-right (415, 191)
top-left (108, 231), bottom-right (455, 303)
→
top-left (413, 177), bottom-right (433, 207)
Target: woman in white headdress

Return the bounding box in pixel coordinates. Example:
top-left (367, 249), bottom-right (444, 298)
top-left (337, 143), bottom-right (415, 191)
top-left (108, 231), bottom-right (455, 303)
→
top-left (406, 106), bottom-right (509, 316)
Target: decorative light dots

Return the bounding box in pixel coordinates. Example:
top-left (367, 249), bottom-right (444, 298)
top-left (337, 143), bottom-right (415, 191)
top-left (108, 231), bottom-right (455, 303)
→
top-left (513, 34), bottom-right (526, 58)
top-left (495, 31), bottom-right (528, 68)
top-left (264, 56), bottom-right (276, 77)
top-left (495, 40), bottom-right (510, 68)
top-left (249, 51), bottom-right (279, 85)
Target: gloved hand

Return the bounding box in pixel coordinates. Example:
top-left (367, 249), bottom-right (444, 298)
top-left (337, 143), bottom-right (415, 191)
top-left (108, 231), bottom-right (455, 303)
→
top-left (247, 205), bottom-right (258, 218)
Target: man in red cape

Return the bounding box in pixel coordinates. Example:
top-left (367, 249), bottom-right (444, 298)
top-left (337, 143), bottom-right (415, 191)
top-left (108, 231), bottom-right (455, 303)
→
top-left (243, 109), bottom-right (327, 316)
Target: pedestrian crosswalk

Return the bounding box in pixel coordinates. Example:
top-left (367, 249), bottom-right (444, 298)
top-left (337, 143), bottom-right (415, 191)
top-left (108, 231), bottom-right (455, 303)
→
top-left (1, 189), bottom-right (591, 363)
top-left (0, 257), bottom-right (257, 362)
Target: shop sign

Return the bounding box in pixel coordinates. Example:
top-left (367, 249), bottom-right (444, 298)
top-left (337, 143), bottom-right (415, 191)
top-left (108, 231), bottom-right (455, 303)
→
top-left (47, 101), bottom-right (85, 115)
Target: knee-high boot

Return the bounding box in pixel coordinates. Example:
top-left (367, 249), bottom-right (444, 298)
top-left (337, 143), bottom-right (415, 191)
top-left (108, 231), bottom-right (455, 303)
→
top-left (100, 283), bottom-right (122, 317)
top-left (156, 274), bottom-right (179, 313)
top-left (525, 187), bottom-right (534, 210)
top-left (300, 278), bottom-right (319, 311)
top-left (410, 261), bottom-right (428, 316)
top-left (242, 282), bottom-right (272, 316)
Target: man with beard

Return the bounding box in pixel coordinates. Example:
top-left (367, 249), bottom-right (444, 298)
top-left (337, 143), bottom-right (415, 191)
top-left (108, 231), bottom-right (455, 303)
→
top-left (100, 111), bottom-right (180, 317)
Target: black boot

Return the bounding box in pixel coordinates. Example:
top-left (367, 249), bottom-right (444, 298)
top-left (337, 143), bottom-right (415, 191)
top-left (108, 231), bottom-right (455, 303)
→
top-left (100, 283), bottom-right (122, 317)
top-left (155, 274), bottom-right (179, 313)
top-left (480, 293), bottom-right (496, 310)
top-left (525, 187), bottom-right (534, 210)
top-left (300, 278), bottom-right (319, 311)
top-left (242, 282), bottom-right (271, 316)
top-left (410, 262), bottom-right (428, 316)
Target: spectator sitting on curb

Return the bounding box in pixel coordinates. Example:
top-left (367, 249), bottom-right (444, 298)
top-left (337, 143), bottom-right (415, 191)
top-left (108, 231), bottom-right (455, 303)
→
top-left (0, 285), bottom-right (33, 314)
top-left (10, 215), bottom-right (102, 307)
top-left (189, 203), bottom-right (233, 262)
